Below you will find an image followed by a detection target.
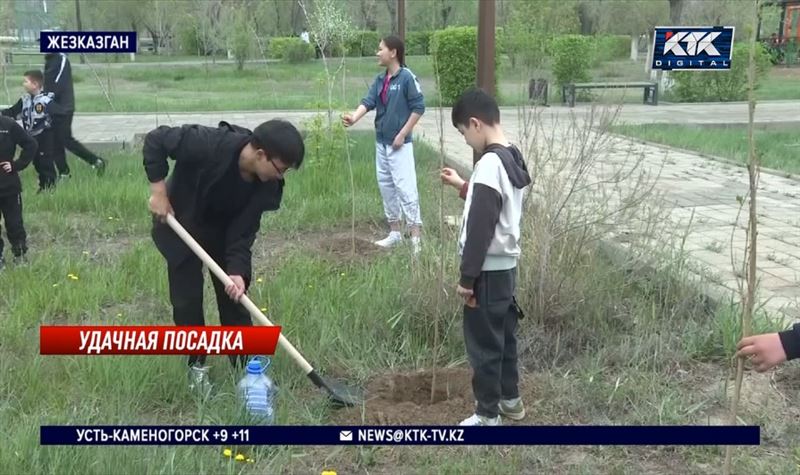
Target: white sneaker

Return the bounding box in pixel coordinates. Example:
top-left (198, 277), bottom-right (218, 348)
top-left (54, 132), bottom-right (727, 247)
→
top-left (375, 231), bottom-right (403, 248)
top-left (411, 236), bottom-right (421, 255)
top-left (458, 413), bottom-right (501, 426)
top-left (498, 397), bottom-right (526, 421)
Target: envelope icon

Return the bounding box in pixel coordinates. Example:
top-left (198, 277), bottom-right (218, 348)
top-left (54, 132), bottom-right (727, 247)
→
top-left (339, 430), bottom-right (353, 441)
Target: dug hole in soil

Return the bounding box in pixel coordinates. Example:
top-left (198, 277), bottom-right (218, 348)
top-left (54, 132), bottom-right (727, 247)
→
top-left (334, 368), bottom-right (477, 425)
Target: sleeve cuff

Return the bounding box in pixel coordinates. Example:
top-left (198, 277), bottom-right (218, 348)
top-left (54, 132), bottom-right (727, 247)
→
top-left (778, 324), bottom-right (800, 360)
top-left (459, 274), bottom-right (476, 289)
top-left (459, 181), bottom-right (469, 200)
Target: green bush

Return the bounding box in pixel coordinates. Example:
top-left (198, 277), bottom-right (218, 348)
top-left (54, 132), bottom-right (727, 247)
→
top-left (431, 26), bottom-right (499, 105)
top-left (406, 31), bottom-right (433, 56)
top-left (591, 35), bottom-right (630, 65)
top-left (551, 35), bottom-right (592, 86)
top-left (671, 42), bottom-right (771, 102)
top-left (345, 31), bottom-right (381, 57)
top-left (269, 37), bottom-right (314, 63)
top-left (176, 20), bottom-right (201, 55)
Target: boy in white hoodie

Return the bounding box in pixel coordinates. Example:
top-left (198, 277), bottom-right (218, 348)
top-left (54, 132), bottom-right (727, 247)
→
top-left (441, 88), bottom-right (532, 426)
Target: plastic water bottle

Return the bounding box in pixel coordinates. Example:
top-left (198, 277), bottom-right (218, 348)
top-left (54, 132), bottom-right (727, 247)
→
top-left (238, 357), bottom-right (277, 424)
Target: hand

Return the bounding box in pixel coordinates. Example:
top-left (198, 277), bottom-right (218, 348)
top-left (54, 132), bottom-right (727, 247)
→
top-left (392, 132), bottom-right (406, 150)
top-left (148, 191), bottom-right (173, 223)
top-left (1, 162), bottom-right (11, 173)
top-left (342, 113), bottom-right (355, 127)
top-left (457, 284), bottom-right (477, 308)
top-left (736, 333), bottom-right (787, 372)
top-left (225, 275), bottom-right (246, 302)
top-left (440, 167), bottom-right (465, 189)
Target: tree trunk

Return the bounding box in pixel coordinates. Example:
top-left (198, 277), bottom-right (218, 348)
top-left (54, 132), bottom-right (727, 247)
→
top-left (273, 0), bottom-right (282, 35)
top-left (386, 0), bottom-right (397, 34)
top-left (630, 35), bottom-right (639, 61)
top-left (360, 0), bottom-right (377, 30)
top-left (577, 1), bottom-right (594, 35)
top-left (669, 0), bottom-right (685, 25)
top-left (75, 0), bottom-right (86, 63)
top-left (440, 0), bottom-right (452, 29)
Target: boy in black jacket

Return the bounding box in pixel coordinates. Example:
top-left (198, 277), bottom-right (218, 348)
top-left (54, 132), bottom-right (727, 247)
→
top-left (43, 52), bottom-right (107, 178)
top-left (0, 116), bottom-right (38, 268)
top-left (2, 69), bottom-right (62, 192)
top-left (441, 88), bottom-right (532, 426)
top-left (144, 119), bottom-right (304, 393)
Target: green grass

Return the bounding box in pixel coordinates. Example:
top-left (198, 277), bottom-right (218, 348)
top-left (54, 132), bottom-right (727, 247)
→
top-left (0, 131), bottom-right (797, 473)
top-left (610, 124), bottom-right (800, 174)
top-left (2, 56), bottom-right (798, 113)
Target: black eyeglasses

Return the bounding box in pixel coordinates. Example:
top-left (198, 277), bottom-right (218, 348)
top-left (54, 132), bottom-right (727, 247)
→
top-left (269, 158), bottom-right (291, 178)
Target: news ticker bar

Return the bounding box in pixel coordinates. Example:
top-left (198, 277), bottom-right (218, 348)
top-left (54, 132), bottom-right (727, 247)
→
top-left (40, 425), bottom-right (760, 446)
top-left (39, 326), bottom-right (281, 355)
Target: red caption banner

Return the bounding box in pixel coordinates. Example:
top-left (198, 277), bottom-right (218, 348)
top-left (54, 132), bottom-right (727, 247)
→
top-left (40, 326), bottom-right (281, 355)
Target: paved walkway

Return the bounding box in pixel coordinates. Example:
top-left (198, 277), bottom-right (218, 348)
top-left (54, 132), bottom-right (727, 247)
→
top-left (68, 101), bottom-right (800, 320)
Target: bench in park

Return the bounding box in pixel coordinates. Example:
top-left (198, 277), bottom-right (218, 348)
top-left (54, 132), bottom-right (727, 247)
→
top-left (562, 81), bottom-right (659, 107)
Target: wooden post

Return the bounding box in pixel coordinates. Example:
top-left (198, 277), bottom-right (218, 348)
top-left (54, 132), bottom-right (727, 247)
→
top-left (397, 0), bottom-right (405, 43)
top-left (476, 0), bottom-right (496, 96)
top-left (474, 0), bottom-right (496, 164)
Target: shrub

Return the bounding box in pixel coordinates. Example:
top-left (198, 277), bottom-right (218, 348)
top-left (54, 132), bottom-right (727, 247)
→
top-left (346, 31), bottom-right (381, 57)
top-left (591, 35), bottom-right (631, 65)
top-left (431, 27), bottom-right (499, 104)
top-left (406, 31), bottom-right (433, 56)
top-left (269, 37), bottom-right (314, 63)
top-left (671, 42), bottom-right (771, 102)
top-left (551, 35), bottom-right (592, 86)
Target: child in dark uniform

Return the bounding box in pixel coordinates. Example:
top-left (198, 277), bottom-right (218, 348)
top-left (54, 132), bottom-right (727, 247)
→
top-left (0, 116), bottom-right (38, 268)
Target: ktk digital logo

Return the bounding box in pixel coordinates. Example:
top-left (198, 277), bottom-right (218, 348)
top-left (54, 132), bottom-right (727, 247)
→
top-left (652, 26), bottom-right (735, 71)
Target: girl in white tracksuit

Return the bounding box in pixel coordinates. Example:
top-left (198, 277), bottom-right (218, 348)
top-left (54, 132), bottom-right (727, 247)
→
top-left (343, 35), bottom-right (425, 253)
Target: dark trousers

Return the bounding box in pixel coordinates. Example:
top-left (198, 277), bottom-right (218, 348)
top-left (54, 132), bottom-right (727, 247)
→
top-left (463, 268), bottom-right (523, 418)
top-left (34, 129), bottom-right (57, 190)
top-left (51, 112), bottom-right (104, 175)
top-left (0, 193), bottom-right (27, 258)
top-left (164, 235), bottom-right (253, 369)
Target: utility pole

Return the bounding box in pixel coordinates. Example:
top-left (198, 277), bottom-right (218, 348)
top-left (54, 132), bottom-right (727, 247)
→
top-left (476, 0), bottom-right (495, 95)
top-left (397, 0), bottom-right (405, 42)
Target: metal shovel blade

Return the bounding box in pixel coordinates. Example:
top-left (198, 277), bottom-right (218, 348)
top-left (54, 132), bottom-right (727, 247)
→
top-left (307, 370), bottom-right (364, 407)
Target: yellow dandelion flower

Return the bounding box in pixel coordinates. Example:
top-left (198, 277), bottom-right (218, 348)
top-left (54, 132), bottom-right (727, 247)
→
top-left (108, 216), bottom-right (114, 220)
top-left (260, 307), bottom-right (268, 312)
top-left (68, 274), bottom-right (79, 281)
top-left (340, 272), bottom-right (345, 277)
top-left (322, 471), bottom-right (337, 475)
top-left (82, 251), bottom-right (89, 256)
top-left (256, 278), bottom-right (263, 283)
top-left (52, 283), bottom-right (59, 287)
top-left (235, 454), bottom-right (245, 462)
top-left (222, 448), bottom-right (232, 458)
top-left (116, 313), bottom-right (122, 318)
top-left (247, 458), bottom-right (255, 463)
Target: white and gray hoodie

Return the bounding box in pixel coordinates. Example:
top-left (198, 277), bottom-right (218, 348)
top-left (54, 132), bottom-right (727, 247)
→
top-left (458, 143), bottom-right (531, 288)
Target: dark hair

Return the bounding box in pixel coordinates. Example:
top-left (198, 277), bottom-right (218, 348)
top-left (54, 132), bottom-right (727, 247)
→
top-left (381, 35), bottom-right (405, 67)
top-left (251, 119), bottom-right (305, 169)
top-left (451, 87), bottom-right (500, 128)
top-left (24, 69), bottom-right (44, 85)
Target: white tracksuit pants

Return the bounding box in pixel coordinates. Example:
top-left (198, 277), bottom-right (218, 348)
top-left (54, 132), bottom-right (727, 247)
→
top-left (375, 141), bottom-right (422, 228)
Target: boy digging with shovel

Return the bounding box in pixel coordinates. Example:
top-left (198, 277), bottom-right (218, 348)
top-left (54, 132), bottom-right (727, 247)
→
top-left (144, 119), bottom-right (304, 393)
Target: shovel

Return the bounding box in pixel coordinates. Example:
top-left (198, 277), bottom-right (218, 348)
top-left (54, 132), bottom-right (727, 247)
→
top-left (166, 214), bottom-right (364, 407)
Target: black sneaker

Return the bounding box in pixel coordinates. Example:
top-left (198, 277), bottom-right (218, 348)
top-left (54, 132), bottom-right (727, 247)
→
top-left (93, 158), bottom-right (106, 176)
